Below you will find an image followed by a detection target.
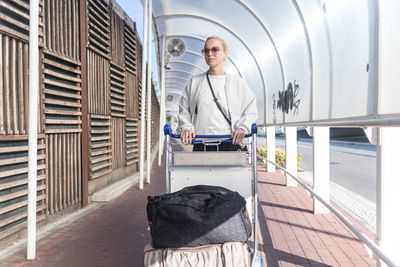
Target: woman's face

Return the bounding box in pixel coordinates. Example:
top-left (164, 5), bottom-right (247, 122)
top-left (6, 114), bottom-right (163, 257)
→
top-left (203, 38), bottom-right (227, 69)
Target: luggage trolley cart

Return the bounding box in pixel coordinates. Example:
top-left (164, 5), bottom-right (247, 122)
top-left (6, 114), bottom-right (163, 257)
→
top-left (163, 123), bottom-right (262, 267)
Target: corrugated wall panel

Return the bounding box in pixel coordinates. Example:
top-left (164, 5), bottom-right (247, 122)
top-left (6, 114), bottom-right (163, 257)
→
top-left (87, 0), bottom-right (110, 59)
top-left (46, 133), bottom-right (81, 214)
top-left (110, 9), bottom-right (124, 67)
top-left (124, 23), bottom-right (137, 75)
top-left (43, 0), bottom-right (80, 61)
top-left (87, 50), bottom-right (110, 115)
top-left (0, 34), bottom-right (29, 135)
top-left (41, 50), bottom-right (82, 134)
top-left (89, 115), bottom-right (112, 179)
top-left (112, 117), bottom-right (125, 169)
top-left (110, 62), bottom-right (126, 118)
top-left (0, 136), bottom-right (46, 240)
top-left (125, 118), bottom-right (139, 166)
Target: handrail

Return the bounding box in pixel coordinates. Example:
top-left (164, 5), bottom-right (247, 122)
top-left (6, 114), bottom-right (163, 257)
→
top-left (257, 156), bottom-right (398, 267)
top-left (163, 124), bottom-right (255, 139)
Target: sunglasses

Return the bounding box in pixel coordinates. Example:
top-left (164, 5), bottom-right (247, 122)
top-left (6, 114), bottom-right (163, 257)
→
top-left (201, 47), bottom-right (224, 55)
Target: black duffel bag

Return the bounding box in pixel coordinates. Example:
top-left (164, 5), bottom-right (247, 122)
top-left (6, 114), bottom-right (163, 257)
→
top-left (147, 185), bottom-right (252, 248)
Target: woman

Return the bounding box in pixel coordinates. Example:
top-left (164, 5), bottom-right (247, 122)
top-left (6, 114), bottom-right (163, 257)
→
top-left (178, 36), bottom-right (257, 151)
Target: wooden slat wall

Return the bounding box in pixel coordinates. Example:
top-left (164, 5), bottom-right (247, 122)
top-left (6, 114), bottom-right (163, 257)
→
top-left (41, 0), bottom-right (82, 216)
top-left (89, 115), bottom-right (112, 179)
top-left (0, 0), bottom-right (160, 242)
top-left (126, 118), bottom-right (139, 166)
top-left (124, 23), bottom-right (137, 75)
top-left (87, 0), bottom-right (110, 59)
top-left (110, 62), bottom-right (126, 117)
top-left (0, 135), bottom-right (46, 240)
top-left (46, 133), bottom-right (81, 214)
top-left (41, 49), bottom-right (82, 214)
top-left (41, 50), bottom-right (82, 134)
top-left (87, 49), bottom-right (110, 115)
top-left (43, 0), bottom-right (80, 61)
top-left (125, 72), bottom-right (138, 119)
top-left (0, 34), bottom-right (29, 135)
top-left (151, 85), bottom-right (160, 148)
top-left (0, 0), bottom-right (44, 43)
top-left (112, 117), bottom-right (125, 169)
top-left (110, 9), bottom-right (124, 67)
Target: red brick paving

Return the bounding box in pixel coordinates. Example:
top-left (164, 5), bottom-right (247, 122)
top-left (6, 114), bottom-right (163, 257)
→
top-left (258, 169), bottom-right (375, 266)
top-left (2, 159), bottom-right (376, 266)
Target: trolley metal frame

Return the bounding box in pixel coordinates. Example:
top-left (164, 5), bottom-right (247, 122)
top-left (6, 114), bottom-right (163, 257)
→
top-left (163, 123), bottom-right (261, 266)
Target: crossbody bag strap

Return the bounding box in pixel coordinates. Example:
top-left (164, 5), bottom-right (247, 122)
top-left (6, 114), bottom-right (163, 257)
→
top-left (206, 73), bottom-right (232, 126)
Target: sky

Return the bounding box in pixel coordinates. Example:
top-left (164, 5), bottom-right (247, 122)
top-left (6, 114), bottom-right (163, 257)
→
top-left (115, 0), bottom-right (160, 92)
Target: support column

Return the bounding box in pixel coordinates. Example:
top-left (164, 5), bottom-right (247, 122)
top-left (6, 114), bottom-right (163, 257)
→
top-left (376, 128), bottom-right (400, 266)
top-left (313, 127), bottom-right (330, 214)
top-left (139, 0), bottom-right (148, 189)
top-left (146, 0), bottom-right (153, 184)
top-left (158, 35), bottom-right (166, 166)
top-left (285, 127), bottom-right (297, 186)
top-left (266, 126), bottom-right (276, 172)
top-left (27, 0), bottom-right (39, 260)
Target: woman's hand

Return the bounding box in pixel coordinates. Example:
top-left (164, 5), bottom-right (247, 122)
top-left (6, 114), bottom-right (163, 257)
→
top-left (232, 128), bottom-right (245, 145)
top-left (181, 130), bottom-right (196, 145)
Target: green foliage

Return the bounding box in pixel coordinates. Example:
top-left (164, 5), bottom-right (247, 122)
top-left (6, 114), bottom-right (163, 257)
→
top-left (256, 146), bottom-right (301, 168)
top-left (166, 115), bottom-right (177, 126)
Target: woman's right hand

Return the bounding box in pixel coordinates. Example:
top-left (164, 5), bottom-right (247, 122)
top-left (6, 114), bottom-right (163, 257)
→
top-left (181, 130), bottom-right (196, 145)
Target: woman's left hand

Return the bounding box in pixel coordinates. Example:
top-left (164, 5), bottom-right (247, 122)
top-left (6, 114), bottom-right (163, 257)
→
top-left (232, 128), bottom-right (245, 145)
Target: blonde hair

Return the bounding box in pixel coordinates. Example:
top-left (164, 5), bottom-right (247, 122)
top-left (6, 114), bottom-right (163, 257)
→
top-left (205, 35), bottom-right (228, 53)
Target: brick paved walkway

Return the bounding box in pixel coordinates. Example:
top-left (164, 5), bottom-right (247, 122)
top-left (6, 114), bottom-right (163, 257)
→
top-left (1, 159), bottom-right (376, 266)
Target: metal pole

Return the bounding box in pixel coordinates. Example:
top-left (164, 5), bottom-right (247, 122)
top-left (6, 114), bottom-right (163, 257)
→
top-left (312, 127), bottom-right (330, 214)
top-left (266, 126), bottom-right (276, 172)
top-left (377, 128), bottom-right (400, 266)
top-left (146, 0), bottom-right (153, 184)
top-left (285, 127), bottom-right (297, 186)
top-left (158, 35), bottom-right (166, 166)
top-left (165, 135), bottom-right (170, 193)
top-left (251, 131), bottom-right (259, 266)
top-left (27, 0), bottom-right (39, 260)
top-left (139, 0), bottom-right (149, 189)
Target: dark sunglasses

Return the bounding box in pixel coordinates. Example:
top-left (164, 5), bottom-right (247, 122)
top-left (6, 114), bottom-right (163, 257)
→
top-left (201, 47), bottom-right (224, 54)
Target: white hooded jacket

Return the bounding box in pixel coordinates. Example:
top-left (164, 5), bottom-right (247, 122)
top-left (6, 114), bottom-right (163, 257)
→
top-left (178, 72), bottom-right (257, 134)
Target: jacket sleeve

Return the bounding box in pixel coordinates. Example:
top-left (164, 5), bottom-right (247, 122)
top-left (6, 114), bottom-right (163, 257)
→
top-left (234, 80), bottom-right (258, 134)
top-left (177, 79), bottom-right (195, 133)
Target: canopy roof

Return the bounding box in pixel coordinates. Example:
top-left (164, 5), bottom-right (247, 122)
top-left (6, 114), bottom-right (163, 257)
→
top-left (150, 0), bottom-right (400, 127)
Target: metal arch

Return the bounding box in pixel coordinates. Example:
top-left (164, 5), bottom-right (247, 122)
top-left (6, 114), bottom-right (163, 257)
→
top-left (167, 69), bottom-right (195, 75)
top-left (163, 34), bottom-right (245, 78)
top-left (165, 81), bottom-right (186, 88)
top-left (167, 60), bottom-right (207, 72)
top-left (156, 14), bottom-right (267, 122)
top-left (235, 0), bottom-right (286, 97)
top-left (166, 69), bottom-right (196, 76)
top-left (166, 76), bottom-right (189, 82)
top-left (291, 0), bottom-right (314, 122)
top-left (166, 89), bottom-right (184, 95)
top-left (166, 77), bottom-right (187, 84)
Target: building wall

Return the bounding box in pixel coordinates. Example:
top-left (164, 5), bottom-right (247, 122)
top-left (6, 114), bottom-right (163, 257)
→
top-left (0, 0), bottom-right (159, 242)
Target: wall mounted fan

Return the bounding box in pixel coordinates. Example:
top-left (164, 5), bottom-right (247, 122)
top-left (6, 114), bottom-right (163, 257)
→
top-left (167, 38), bottom-right (185, 57)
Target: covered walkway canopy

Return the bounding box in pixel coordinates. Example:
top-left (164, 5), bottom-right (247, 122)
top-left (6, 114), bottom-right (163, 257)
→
top-left (151, 0), bottom-right (399, 127)
top-left (145, 1), bottom-right (400, 266)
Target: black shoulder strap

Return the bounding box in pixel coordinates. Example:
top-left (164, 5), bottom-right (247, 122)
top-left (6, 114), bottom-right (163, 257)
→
top-left (206, 73), bottom-right (232, 126)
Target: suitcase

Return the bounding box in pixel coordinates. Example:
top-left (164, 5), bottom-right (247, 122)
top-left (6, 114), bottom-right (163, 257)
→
top-left (147, 185), bottom-right (252, 248)
top-left (143, 242), bottom-right (250, 267)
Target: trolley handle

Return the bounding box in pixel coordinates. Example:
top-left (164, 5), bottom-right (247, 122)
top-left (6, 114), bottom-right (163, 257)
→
top-left (163, 123), bottom-right (258, 140)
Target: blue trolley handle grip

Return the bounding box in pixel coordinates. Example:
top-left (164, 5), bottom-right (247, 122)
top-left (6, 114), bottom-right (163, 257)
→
top-left (164, 123), bottom-right (257, 140)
